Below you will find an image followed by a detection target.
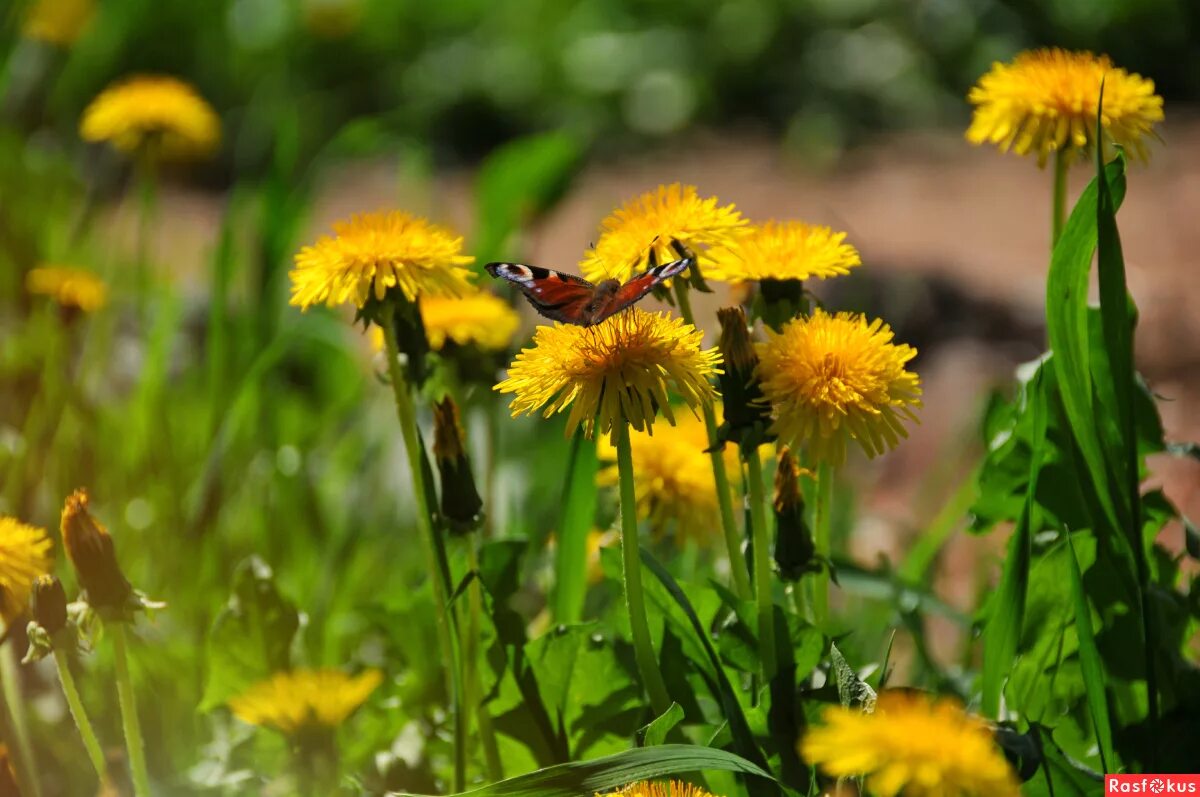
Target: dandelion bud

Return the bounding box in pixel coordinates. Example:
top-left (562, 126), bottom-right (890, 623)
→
top-left (432, 397), bottom-right (483, 535)
top-left (716, 306), bottom-right (772, 449)
top-left (31, 575), bottom-right (67, 637)
top-left (773, 449), bottom-right (816, 582)
top-left (60, 489), bottom-right (132, 612)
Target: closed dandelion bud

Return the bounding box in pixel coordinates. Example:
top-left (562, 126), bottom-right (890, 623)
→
top-left (432, 397), bottom-right (483, 535)
top-left (773, 449), bottom-right (816, 582)
top-left (60, 489), bottom-right (132, 612)
top-left (31, 575), bottom-right (67, 636)
top-left (716, 306), bottom-right (772, 449)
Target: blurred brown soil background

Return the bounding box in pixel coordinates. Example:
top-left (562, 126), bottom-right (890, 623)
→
top-left (110, 119), bottom-right (1200, 662)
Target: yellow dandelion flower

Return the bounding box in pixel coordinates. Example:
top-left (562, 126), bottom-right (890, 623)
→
top-left (580, 184), bottom-right (747, 284)
top-left (597, 408), bottom-right (736, 544)
top-left (705, 221), bottom-right (861, 284)
top-left (967, 48), bottom-right (1163, 166)
top-left (22, 0), bottom-right (95, 46)
top-left (228, 668), bottom-right (382, 736)
top-left (801, 691), bottom-right (1020, 797)
top-left (584, 528), bottom-right (618, 584)
top-left (0, 517), bottom-right (53, 625)
top-left (80, 75), bottom-right (220, 162)
top-left (291, 211), bottom-right (475, 311)
top-left (756, 309), bottom-right (921, 466)
top-left (496, 308), bottom-right (720, 440)
top-left (421, 290), bottom-right (521, 351)
top-left (25, 265), bottom-right (108, 313)
top-left (599, 780), bottom-right (718, 797)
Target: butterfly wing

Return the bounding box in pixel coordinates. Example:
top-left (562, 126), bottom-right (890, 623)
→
top-left (590, 248), bottom-right (695, 324)
top-left (485, 262), bottom-right (597, 325)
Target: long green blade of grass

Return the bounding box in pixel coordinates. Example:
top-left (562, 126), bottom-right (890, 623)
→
top-left (396, 744), bottom-right (773, 797)
top-left (1064, 532), bottom-right (1115, 772)
top-left (981, 365), bottom-right (1047, 719)
top-left (553, 429), bottom-right (599, 623)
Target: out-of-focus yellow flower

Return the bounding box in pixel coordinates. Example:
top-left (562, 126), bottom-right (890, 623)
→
top-left (580, 184), bottom-right (746, 284)
top-left (22, 0), bottom-right (94, 45)
top-left (228, 668), bottom-right (382, 736)
top-left (599, 780), bottom-right (718, 797)
top-left (756, 309), bottom-right (921, 466)
top-left (421, 291), bottom-right (521, 351)
top-left (585, 528), bottom-right (618, 584)
top-left (597, 408), bottom-right (735, 545)
top-left (291, 211), bottom-right (475, 311)
top-left (705, 221), bottom-right (860, 284)
top-left (495, 308), bottom-right (720, 441)
top-left (801, 691), bottom-right (1020, 797)
top-left (967, 48), bottom-right (1163, 166)
top-left (25, 266), bottom-right (108, 313)
top-left (80, 75), bottom-right (220, 162)
top-left (0, 517), bottom-right (53, 625)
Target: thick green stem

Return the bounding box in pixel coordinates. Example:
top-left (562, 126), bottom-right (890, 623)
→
top-left (53, 648), bottom-right (108, 785)
top-left (465, 540), bottom-right (503, 781)
top-left (110, 623), bottom-right (150, 797)
top-left (380, 309), bottom-right (465, 791)
top-left (672, 280), bottom-right (752, 599)
top-left (1052, 150), bottom-right (1068, 248)
top-left (616, 422), bottom-right (672, 715)
top-left (744, 448), bottom-right (776, 682)
top-left (0, 635), bottom-right (41, 797)
top-left (812, 462), bottom-right (834, 627)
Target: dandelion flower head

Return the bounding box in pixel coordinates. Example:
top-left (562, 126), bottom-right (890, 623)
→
top-left (290, 211), bottom-right (475, 310)
top-left (580, 184), bottom-right (746, 284)
top-left (22, 0), bottom-right (95, 45)
top-left (25, 266), bottom-right (108, 313)
top-left (599, 781), bottom-right (719, 797)
top-left (801, 691), bottom-right (1020, 797)
top-left (421, 290), bottom-right (521, 351)
top-left (705, 221), bottom-right (861, 284)
top-left (598, 407), bottom-right (735, 544)
top-left (756, 309), bottom-right (921, 466)
top-left (967, 48), bottom-right (1163, 166)
top-left (0, 517), bottom-right (53, 624)
top-left (229, 668), bottom-right (382, 735)
top-left (495, 308), bottom-right (720, 441)
top-left (80, 75), bottom-right (220, 161)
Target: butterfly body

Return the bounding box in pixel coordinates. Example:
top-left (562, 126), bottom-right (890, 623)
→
top-left (486, 242), bottom-right (693, 327)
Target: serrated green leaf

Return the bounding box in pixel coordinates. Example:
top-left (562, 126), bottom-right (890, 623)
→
top-left (828, 643), bottom-right (875, 710)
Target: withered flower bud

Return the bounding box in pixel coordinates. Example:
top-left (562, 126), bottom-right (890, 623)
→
top-left (31, 575), bottom-right (67, 637)
top-left (60, 489), bottom-right (132, 612)
top-left (432, 397), bottom-right (483, 535)
top-left (773, 448), bottom-right (817, 581)
top-left (716, 306), bottom-right (773, 450)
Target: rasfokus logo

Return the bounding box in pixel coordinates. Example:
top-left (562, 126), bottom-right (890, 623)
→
top-left (1106, 776), bottom-right (1200, 795)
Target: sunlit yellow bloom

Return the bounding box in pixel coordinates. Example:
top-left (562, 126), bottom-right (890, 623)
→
top-left (598, 408), bottom-right (735, 544)
top-left (496, 308), bottom-right (720, 440)
top-left (580, 184), bottom-right (746, 284)
top-left (291, 211), bottom-right (475, 311)
top-left (25, 266), bottom-right (108, 313)
top-left (229, 668), bottom-right (382, 735)
top-left (967, 48), bottom-right (1163, 166)
top-left (757, 309), bottom-right (921, 466)
top-left (585, 529), bottom-right (618, 584)
top-left (599, 780), bottom-right (718, 797)
top-left (801, 691), bottom-right (1020, 797)
top-left (421, 290), bottom-right (521, 351)
top-left (0, 517), bottom-right (53, 624)
top-left (80, 75), bottom-right (220, 161)
top-left (705, 221), bottom-right (860, 284)
top-left (22, 0), bottom-right (94, 45)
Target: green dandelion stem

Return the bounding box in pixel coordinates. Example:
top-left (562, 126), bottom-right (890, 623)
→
top-left (744, 448), bottom-right (776, 682)
top-left (616, 420), bottom-right (672, 715)
top-left (380, 307), bottom-right (466, 792)
top-left (812, 461), bottom-right (834, 627)
top-left (465, 538), bottom-right (503, 781)
top-left (672, 280), bottom-right (752, 600)
top-left (52, 648), bottom-right (108, 785)
top-left (1052, 149), bottom-right (1068, 247)
top-left (0, 633), bottom-right (42, 797)
top-left (110, 622), bottom-right (151, 797)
